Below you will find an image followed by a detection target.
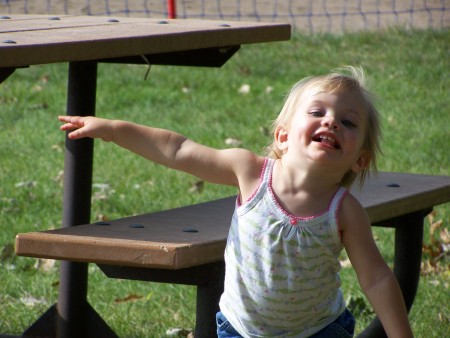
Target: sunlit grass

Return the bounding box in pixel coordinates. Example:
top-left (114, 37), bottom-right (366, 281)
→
top-left (1, 29), bottom-right (449, 336)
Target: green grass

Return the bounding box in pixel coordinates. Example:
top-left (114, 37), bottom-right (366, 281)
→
top-left (1, 29), bottom-right (449, 337)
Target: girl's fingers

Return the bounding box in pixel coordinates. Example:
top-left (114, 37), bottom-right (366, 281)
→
top-left (58, 115), bottom-right (76, 123)
top-left (58, 116), bottom-right (101, 140)
top-left (67, 129), bottom-right (82, 139)
top-left (60, 123), bottom-right (77, 131)
top-left (58, 116), bottom-right (86, 131)
top-left (58, 116), bottom-right (85, 125)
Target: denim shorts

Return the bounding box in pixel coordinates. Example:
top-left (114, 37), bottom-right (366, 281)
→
top-left (216, 311), bottom-right (242, 338)
top-left (216, 308), bottom-right (355, 338)
top-left (309, 309), bottom-right (355, 338)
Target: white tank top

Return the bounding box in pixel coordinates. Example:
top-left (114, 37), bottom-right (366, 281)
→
top-left (219, 158), bottom-right (348, 337)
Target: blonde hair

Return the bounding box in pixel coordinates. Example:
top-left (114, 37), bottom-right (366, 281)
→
top-left (267, 66), bottom-right (382, 187)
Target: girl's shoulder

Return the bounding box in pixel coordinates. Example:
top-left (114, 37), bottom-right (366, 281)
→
top-left (234, 154), bottom-right (267, 202)
top-left (340, 192), bottom-right (365, 216)
top-left (338, 192), bottom-right (370, 232)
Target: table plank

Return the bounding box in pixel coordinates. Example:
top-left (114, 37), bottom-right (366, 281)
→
top-left (0, 15), bottom-right (147, 31)
top-left (15, 172), bottom-right (450, 269)
top-left (0, 15), bottom-right (291, 67)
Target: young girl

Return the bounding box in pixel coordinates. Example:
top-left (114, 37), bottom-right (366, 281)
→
top-left (58, 67), bottom-right (412, 337)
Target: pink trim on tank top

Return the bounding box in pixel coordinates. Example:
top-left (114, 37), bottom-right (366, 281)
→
top-left (237, 157), bottom-right (348, 231)
top-left (267, 164), bottom-right (346, 224)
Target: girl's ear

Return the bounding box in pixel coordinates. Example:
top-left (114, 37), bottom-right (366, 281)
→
top-left (351, 150), bottom-right (371, 173)
top-left (275, 126), bottom-right (289, 153)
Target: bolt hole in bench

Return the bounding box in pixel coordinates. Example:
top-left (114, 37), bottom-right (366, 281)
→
top-left (15, 172), bottom-right (450, 337)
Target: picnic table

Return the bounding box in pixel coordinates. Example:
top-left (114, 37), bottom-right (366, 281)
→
top-left (0, 14), bottom-right (290, 338)
top-left (3, 14), bottom-right (450, 338)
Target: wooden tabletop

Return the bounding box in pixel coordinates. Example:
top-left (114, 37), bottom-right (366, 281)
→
top-left (0, 14), bottom-right (291, 68)
top-left (15, 172), bottom-right (450, 270)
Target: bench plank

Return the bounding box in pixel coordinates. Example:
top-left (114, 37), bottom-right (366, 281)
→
top-left (15, 172), bottom-right (450, 269)
top-left (16, 197), bottom-right (235, 269)
top-left (351, 172), bottom-right (450, 224)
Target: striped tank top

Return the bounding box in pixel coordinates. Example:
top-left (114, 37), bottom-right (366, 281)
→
top-left (219, 158), bottom-right (348, 337)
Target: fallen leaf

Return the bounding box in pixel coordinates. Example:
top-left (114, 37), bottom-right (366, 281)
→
top-left (165, 328), bottom-right (193, 337)
top-left (15, 181), bottom-right (37, 188)
top-left (427, 210), bottom-right (437, 223)
top-left (20, 294), bottom-right (47, 307)
top-left (225, 137), bottom-right (242, 147)
top-left (93, 183), bottom-right (111, 191)
top-left (421, 210), bottom-right (449, 275)
top-left (238, 84), bottom-right (250, 94)
top-left (144, 292), bottom-right (154, 301)
top-left (1, 243), bottom-right (14, 260)
top-left (34, 258), bottom-right (56, 272)
top-left (430, 219), bottom-right (443, 243)
top-left (53, 170), bottom-right (64, 183)
top-left (96, 214), bottom-right (109, 222)
top-left (339, 258), bottom-right (352, 268)
top-left (114, 294), bottom-right (143, 303)
top-left (259, 126), bottom-right (270, 137)
top-left (440, 228), bottom-right (450, 243)
top-left (188, 180), bottom-right (204, 193)
top-left (438, 312), bottom-right (450, 324)
top-left (40, 74), bottom-right (49, 84)
top-left (5, 264), bottom-right (16, 270)
top-left (346, 295), bottom-right (373, 317)
top-left (32, 85), bottom-right (43, 92)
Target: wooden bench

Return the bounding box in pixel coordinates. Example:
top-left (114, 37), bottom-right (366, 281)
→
top-left (16, 171), bottom-right (450, 337)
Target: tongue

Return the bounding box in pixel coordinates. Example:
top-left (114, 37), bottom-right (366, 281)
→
top-left (321, 139), bottom-right (335, 147)
top-left (319, 138), bottom-right (340, 149)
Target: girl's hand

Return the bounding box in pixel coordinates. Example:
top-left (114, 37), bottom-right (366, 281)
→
top-left (58, 116), bottom-right (114, 142)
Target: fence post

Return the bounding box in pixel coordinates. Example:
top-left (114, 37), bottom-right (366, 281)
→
top-left (167, 0), bottom-right (176, 18)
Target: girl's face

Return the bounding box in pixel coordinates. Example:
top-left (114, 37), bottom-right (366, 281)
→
top-left (276, 88), bottom-right (370, 175)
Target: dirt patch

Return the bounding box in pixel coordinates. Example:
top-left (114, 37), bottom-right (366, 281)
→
top-left (0, 0), bottom-right (447, 32)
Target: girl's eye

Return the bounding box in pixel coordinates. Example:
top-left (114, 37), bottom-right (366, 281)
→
top-left (342, 120), bottom-right (356, 128)
top-left (309, 110), bottom-right (323, 117)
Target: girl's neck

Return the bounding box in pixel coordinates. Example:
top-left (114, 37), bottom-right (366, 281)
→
top-left (275, 157), bottom-right (342, 193)
top-left (271, 158), bottom-right (343, 217)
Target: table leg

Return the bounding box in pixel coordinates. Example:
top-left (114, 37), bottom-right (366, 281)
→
top-left (57, 61), bottom-right (97, 338)
top-left (194, 262), bottom-right (225, 337)
top-left (0, 67), bottom-right (15, 83)
top-left (99, 261), bottom-right (225, 337)
top-left (21, 61), bottom-right (116, 337)
top-left (358, 209), bottom-right (428, 338)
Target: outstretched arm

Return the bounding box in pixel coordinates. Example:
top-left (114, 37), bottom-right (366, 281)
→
top-left (340, 194), bottom-right (413, 338)
top-left (58, 116), bottom-right (263, 192)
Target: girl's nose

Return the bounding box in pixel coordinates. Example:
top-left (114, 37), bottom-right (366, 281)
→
top-left (322, 116), bottom-right (339, 130)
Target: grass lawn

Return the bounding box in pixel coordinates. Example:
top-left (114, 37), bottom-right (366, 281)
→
top-left (1, 28), bottom-right (449, 337)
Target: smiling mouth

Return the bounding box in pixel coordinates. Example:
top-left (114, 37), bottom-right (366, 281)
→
top-left (312, 134), bottom-right (341, 149)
